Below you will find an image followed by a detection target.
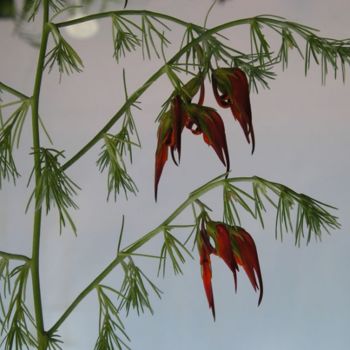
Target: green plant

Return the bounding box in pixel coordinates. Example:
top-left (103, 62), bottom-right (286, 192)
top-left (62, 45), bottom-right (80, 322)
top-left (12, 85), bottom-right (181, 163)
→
top-left (0, 0), bottom-right (348, 349)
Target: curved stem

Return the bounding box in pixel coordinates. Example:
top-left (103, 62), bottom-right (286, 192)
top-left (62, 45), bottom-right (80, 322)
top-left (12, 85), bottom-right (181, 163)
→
top-left (203, 0), bottom-right (218, 29)
top-left (0, 251), bottom-right (31, 262)
top-left (30, 1), bottom-right (51, 349)
top-left (54, 10), bottom-right (319, 45)
top-left (55, 9), bottom-right (197, 29)
top-left (0, 81), bottom-right (29, 100)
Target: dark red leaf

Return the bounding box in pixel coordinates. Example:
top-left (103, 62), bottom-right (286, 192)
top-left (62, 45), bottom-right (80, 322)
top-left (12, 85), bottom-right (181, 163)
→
top-left (233, 228), bottom-right (263, 305)
top-left (199, 229), bottom-right (216, 319)
top-left (215, 223), bottom-right (238, 291)
top-left (185, 105), bottom-right (230, 172)
top-left (228, 69), bottom-right (255, 153)
top-left (154, 126), bottom-right (171, 201)
top-left (212, 67), bottom-right (255, 153)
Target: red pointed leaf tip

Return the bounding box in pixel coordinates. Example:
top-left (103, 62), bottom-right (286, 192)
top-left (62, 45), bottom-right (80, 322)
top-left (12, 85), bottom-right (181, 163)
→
top-left (233, 227), bottom-right (263, 305)
top-left (199, 229), bottom-right (216, 319)
top-left (215, 223), bottom-right (238, 291)
top-left (185, 105), bottom-right (230, 172)
top-left (197, 81), bottom-right (205, 106)
top-left (172, 95), bottom-right (184, 164)
top-left (212, 67), bottom-right (255, 154)
top-left (154, 116), bottom-right (171, 201)
top-left (199, 221), bottom-right (263, 318)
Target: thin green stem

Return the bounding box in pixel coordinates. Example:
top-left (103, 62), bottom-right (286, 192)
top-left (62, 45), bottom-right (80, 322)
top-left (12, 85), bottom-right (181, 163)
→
top-left (55, 9), bottom-right (195, 29)
top-left (0, 81), bottom-right (29, 99)
top-left (0, 251), bottom-right (31, 262)
top-left (54, 10), bottom-right (319, 46)
top-left (204, 0), bottom-right (218, 29)
top-left (0, 100), bottom-right (24, 109)
top-left (30, 1), bottom-right (51, 349)
top-left (61, 76), bottom-right (154, 170)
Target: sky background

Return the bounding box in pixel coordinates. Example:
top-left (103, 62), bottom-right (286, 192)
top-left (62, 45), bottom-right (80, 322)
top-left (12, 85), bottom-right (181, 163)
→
top-left (1, 0), bottom-right (350, 349)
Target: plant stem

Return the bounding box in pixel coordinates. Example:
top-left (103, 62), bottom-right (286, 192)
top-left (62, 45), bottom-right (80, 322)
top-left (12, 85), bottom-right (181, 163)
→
top-left (55, 9), bottom-right (195, 29)
top-left (30, 1), bottom-right (51, 349)
top-left (0, 251), bottom-right (31, 262)
top-left (0, 81), bottom-right (29, 99)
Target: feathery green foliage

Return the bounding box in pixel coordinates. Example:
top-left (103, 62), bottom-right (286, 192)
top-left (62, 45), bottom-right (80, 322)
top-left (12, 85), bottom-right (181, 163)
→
top-left (0, 263), bottom-right (37, 350)
top-left (95, 285), bottom-right (131, 350)
top-left (158, 227), bottom-right (193, 277)
top-left (26, 148), bottom-right (80, 234)
top-left (45, 25), bottom-right (84, 76)
top-left (118, 258), bottom-right (162, 316)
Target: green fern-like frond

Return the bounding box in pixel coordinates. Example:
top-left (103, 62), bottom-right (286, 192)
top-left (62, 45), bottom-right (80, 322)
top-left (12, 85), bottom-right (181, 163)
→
top-left (94, 286), bottom-right (131, 350)
top-left (45, 26), bottom-right (84, 76)
top-left (0, 121), bottom-right (20, 189)
top-left (158, 228), bottom-right (193, 277)
top-left (97, 134), bottom-right (138, 201)
top-left (1, 263), bottom-right (37, 350)
top-left (112, 14), bottom-right (141, 62)
top-left (26, 148), bottom-right (80, 234)
top-left (118, 258), bottom-right (162, 316)
top-left (141, 15), bottom-right (171, 59)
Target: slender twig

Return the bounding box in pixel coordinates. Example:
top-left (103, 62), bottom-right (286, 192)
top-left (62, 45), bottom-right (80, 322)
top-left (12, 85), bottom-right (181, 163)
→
top-left (0, 250), bottom-right (31, 262)
top-left (204, 0), bottom-right (218, 29)
top-left (0, 81), bottom-right (29, 100)
top-left (47, 174), bottom-right (228, 333)
top-left (47, 174), bottom-right (261, 334)
top-left (55, 9), bottom-right (196, 30)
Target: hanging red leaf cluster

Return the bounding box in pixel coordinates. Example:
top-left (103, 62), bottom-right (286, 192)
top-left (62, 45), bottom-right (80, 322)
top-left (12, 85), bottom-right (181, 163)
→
top-left (198, 220), bottom-right (263, 319)
top-left (154, 67), bottom-right (254, 199)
